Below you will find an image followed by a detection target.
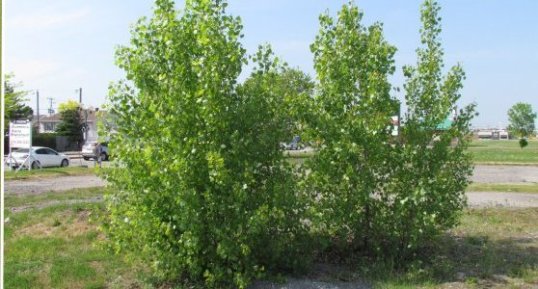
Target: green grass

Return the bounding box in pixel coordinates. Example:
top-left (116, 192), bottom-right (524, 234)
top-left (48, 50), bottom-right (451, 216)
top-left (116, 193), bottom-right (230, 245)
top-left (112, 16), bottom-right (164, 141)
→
top-left (467, 183), bottom-right (538, 193)
top-left (5, 186), bottom-right (538, 288)
top-left (4, 166), bottom-right (96, 181)
top-left (469, 139), bottom-right (538, 165)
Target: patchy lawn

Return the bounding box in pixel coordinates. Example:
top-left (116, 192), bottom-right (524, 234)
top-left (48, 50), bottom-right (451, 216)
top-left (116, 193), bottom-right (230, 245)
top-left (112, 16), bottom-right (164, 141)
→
top-left (4, 202), bottom-right (150, 289)
top-left (5, 188), bottom-right (538, 288)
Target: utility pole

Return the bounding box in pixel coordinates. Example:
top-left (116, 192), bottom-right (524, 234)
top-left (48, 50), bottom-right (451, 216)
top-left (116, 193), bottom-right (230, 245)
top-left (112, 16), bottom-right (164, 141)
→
top-left (47, 97), bottom-right (55, 115)
top-left (36, 90), bottom-right (40, 132)
top-left (76, 87), bottom-right (86, 142)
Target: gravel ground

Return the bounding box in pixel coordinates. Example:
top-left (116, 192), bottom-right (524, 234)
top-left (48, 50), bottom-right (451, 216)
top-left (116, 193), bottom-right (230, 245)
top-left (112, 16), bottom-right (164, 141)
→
top-left (4, 175), bottom-right (106, 195)
top-left (472, 165), bottom-right (538, 184)
top-left (467, 192), bottom-right (538, 208)
top-left (5, 166), bottom-right (538, 208)
top-left (249, 279), bottom-right (370, 289)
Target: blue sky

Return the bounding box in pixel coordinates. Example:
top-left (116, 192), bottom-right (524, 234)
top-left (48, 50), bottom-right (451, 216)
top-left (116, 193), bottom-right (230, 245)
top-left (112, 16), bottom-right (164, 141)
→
top-left (5, 0), bottom-right (538, 128)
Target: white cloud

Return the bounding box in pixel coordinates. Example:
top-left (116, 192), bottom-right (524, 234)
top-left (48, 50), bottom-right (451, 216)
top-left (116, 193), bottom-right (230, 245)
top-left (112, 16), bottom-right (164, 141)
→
top-left (8, 8), bottom-right (90, 30)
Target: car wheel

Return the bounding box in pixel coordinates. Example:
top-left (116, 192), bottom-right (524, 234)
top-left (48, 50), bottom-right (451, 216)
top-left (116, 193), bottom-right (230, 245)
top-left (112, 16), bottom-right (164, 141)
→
top-left (83, 157), bottom-right (90, 161)
top-left (61, 159), bottom-right (69, 167)
top-left (31, 161), bottom-right (41, 169)
top-left (101, 152), bottom-right (108, 161)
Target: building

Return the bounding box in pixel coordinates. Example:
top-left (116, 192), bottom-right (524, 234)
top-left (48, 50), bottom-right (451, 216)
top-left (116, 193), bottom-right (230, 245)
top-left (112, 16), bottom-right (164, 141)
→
top-left (33, 108), bottom-right (101, 142)
top-left (474, 128), bottom-right (510, 140)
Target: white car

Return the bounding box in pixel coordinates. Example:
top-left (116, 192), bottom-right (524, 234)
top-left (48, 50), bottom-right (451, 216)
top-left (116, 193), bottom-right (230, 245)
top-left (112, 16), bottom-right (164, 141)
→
top-left (6, 146), bottom-right (70, 169)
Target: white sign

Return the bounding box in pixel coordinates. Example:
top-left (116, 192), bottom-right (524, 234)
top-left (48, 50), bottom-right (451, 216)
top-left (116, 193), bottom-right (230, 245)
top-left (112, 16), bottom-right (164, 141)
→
top-left (10, 120), bottom-right (32, 148)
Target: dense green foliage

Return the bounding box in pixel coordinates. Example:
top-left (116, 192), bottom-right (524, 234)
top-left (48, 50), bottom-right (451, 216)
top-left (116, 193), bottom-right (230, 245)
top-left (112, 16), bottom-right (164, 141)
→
top-left (55, 100), bottom-right (84, 147)
top-left (307, 2), bottom-right (400, 254)
top-left (4, 74), bottom-right (33, 130)
top-left (104, 0), bottom-right (475, 287)
top-left (306, 0), bottom-right (475, 259)
top-left (394, 0), bottom-right (476, 256)
top-left (32, 132), bottom-right (58, 150)
top-left (103, 1), bottom-right (308, 287)
top-left (239, 53), bottom-right (315, 143)
top-left (507, 102), bottom-right (536, 148)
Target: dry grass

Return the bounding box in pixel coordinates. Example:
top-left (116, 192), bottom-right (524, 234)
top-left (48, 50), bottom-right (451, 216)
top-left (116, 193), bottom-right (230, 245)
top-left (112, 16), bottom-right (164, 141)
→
top-left (16, 210), bottom-right (95, 239)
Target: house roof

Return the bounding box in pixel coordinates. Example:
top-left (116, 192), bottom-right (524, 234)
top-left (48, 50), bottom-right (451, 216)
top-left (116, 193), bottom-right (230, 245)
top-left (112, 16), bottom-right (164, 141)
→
top-left (37, 114), bottom-right (61, 123)
top-left (34, 108), bottom-right (101, 124)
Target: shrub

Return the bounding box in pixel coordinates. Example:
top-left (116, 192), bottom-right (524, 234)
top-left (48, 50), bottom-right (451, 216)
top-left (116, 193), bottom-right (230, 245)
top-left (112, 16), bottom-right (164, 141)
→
top-left (307, 0), bottom-right (475, 259)
top-left (102, 1), bottom-right (308, 287)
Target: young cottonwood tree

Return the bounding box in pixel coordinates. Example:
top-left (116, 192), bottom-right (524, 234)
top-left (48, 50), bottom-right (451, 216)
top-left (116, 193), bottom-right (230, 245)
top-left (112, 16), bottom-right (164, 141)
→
top-left (308, 0), bottom-right (475, 259)
top-left (103, 1), bottom-right (306, 287)
top-left (308, 2), bottom-right (400, 253)
top-left (390, 0), bottom-right (476, 257)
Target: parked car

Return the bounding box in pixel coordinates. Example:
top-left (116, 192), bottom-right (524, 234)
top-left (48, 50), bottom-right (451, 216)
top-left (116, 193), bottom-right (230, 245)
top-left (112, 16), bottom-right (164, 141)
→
top-left (82, 141), bottom-right (109, 161)
top-left (6, 146), bottom-right (69, 169)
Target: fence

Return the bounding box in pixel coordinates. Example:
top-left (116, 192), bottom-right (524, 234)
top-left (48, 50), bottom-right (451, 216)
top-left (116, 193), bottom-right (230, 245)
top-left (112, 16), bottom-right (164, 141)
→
top-left (4, 134), bottom-right (82, 154)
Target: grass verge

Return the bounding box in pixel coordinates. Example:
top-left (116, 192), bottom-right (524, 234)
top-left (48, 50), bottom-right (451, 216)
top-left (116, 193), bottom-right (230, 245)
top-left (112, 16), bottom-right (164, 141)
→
top-left (467, 183), bottom-right (538, 194)
top-left (4, 166), bottom-right (96, 181)
top-left (469, 139), bottom-right (538, 165)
